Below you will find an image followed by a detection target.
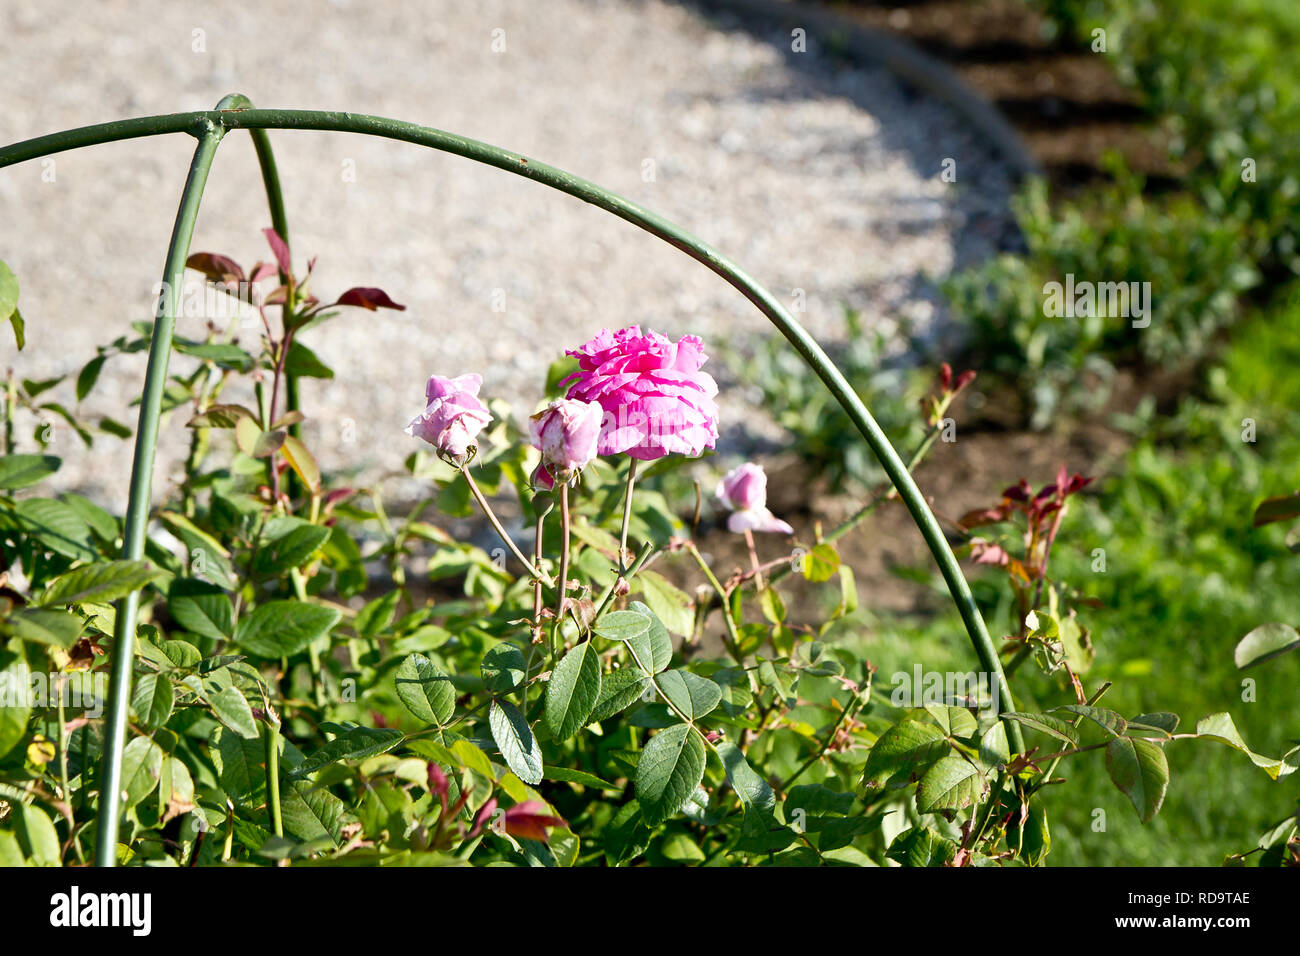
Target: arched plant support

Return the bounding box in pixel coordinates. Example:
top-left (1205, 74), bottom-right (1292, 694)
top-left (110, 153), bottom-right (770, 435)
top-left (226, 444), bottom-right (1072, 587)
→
top-left (0, 95), bottom-right (1023, 866)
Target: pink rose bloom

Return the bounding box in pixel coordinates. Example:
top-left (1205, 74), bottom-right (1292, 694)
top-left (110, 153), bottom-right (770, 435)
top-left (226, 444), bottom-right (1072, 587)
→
top-left (404, 373), bottom-right (493, 460)
top-left (563, 326), bottom-right (719, 461)
top-left (530, 398), bottom-right (603, 487)
top-left (716, 462), bottom-right (793, 535)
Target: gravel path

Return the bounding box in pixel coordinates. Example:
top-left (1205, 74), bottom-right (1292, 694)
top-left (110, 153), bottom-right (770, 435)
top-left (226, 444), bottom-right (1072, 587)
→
top-left (1, 0), bottom-right (1014, 506)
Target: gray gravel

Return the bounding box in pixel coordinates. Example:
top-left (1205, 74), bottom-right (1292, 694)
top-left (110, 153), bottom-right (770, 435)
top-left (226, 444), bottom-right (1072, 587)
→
top-left (0, 0), bottom-right (1014, 506)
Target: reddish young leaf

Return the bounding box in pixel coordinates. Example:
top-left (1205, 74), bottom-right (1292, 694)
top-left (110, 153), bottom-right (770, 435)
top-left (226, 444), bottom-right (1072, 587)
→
top-left (263, 227), bottom-right (292, 276)
top-left (958, 506), bottom-right (1009, 530)
top-left (503, 800), bottom-right (566, 842)
top-left (186, 252), bottom-right (245, 286)
top-left (335, 287), bottom-right (406, 311)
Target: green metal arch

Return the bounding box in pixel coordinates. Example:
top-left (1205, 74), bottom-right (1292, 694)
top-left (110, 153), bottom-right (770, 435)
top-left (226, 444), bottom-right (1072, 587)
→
top-left (0, 98), bottom-right (1022, 865)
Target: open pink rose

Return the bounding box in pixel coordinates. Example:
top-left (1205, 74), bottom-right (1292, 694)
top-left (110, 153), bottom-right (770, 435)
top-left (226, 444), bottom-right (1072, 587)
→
top-left (716, 462), bottom-right (793, 535)
top-left (562, 326), bottom-right (719, 461)
top-left (405, 373), bottom-right (492, 460)
top-left (530, 398), bottom-right (603, 487)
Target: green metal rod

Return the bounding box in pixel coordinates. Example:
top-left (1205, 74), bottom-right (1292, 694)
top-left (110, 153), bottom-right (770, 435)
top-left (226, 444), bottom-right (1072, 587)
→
top-left (1, 108), bottom-right (1023, 763)
top-left (92, 116), bottom-right (227, 866)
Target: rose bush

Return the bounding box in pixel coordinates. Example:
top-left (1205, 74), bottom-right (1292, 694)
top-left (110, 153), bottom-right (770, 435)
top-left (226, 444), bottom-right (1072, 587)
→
top-left (0, 243), bottom-right (1284, 868)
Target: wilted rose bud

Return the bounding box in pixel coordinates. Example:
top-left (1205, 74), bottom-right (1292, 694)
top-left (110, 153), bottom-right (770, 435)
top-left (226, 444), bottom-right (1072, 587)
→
top-left (405, 373), bottom-right (493, 461)
top-left (529, 398), bottom-right (603, 486)
top-left (715, 463), bottom-right (794, 535)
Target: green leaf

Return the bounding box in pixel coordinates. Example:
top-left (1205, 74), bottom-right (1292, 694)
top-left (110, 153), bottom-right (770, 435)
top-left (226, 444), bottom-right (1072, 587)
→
top-left (1195, 712), bottom-right (1294, 780)
top-left (290, 726), bottom-right (403, 778)
top-left (284, 340), bottom-right (335, 379)
top-left (0, 454), bottom-right (60, 490)
top-left (656, 669), bottom-right (722, 721)
top-left (862, 718), bottom-right (949, 789)
top-left (489, 699), bottom-right (542, 785)
top-left (593, 610), bottom-right (651, 642)
top-left (1129, 712), bottom-right (1179, 734)
top-left (206, 685), bottom-right (259, 739)
top-left (480, 643), bottom-right (527, 694)
top-left (638, 570), bottom-right (695, 637)
top-left (887, 826), bottom-right (957, 867)
top-left (120, 736), bottom-right (164, 808)
top-left (0, 261), bottom-right (18, 323)
top-left (587, 668), bottom-right (648, 724)
top-left (210, 726), bottom-right (265, 802)
top-left (355, 590), bottom-right (400, 638)
top-left (544, 642), bottom-right (602, 741)
top-left (543, 766), bottom-right (620, 792)
top-left (235, 417), bottom-right (286, 458)
top-left (636, 724), bottom-right (706, 825)
top-left (925, 704), bottom-right (978, 739)
top-left (1001, 711), bottom-right (1080, 746)
top-left (394, 654), bottom-right (455, 726)
top-left (281, 435), bottom-right (321, 494)
top-left (6, 307), bottom-right (23, 351)
top-left (917, 755), bottom-right (986, 814)
top-left (234, 601), bottom-right (340, 658)
top-left (131, 673), bottom-right (175, 729)
top-left (624, 602), bottom-right (672, 673)
top-left (715, 741), bottom-right (775, 814)
top-left (253, 522), bottom-right (330, 575)
top-left (75, 355), bottom-right (105, 402)
top-left (3, 608), bottom-right (84, 648)
top-left (0, 651), bottom-right (32, 760)
top-left (168, 579), bottom-right (234, 641)
top-left (801, 542), bottom-right (840, 583)
top-left (35, 559), bottom-right (164, 607)
top-left (759, 586), bottom-right (786, 625)
top-left (14, 498), bottom-right (96, 561)
top-left (786, 783), bottom-right (855, 816)
top-left (281, 781), bottom-right (346, 846)
top-left (1104, 736), bottom-right (1169, 822)
top-left (1234, 623), bottom-right (1300, 669)
top-left (1053, 704), bottom-right (1127, 737)
top-left (11, 803), bottom-right (60, 866)
top-left (159, 512), bottom-right (237, 591)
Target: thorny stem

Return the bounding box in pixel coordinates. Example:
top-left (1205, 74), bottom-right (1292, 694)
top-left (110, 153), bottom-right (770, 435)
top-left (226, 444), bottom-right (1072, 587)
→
top-left (459, 465), bottom-right (547, 582)
top-left (778, 670), bottom-right (872, 793)
top-left (683, 541), bottom-right (758, 697)
top-left (591, 541), bottom-right (654, 620)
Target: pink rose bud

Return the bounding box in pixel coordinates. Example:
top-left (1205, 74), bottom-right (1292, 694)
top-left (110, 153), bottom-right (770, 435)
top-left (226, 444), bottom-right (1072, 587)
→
top-left (562, 326), bottom-right (719, 461)
top-left (405, 373), bottom-right (493, 461)
top-left (715, 463), bottom-right (794, 535)
top-left (716, 463), bottom-right (768, 512)
top-left (529, 398), bottom-right (603, 485)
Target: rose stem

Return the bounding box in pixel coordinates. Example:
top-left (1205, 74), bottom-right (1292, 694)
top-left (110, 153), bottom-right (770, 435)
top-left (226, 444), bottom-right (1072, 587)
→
top-left (459, 465), bottom-right (547, 581)
top-left (618, 458), bottom-right (638, 571)
top-left (744, 528), bottom-right (764, 590)
top-left (553, 481), bottom-right (572, 657)
top-left (531, 509), bottom-right (546, 646)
